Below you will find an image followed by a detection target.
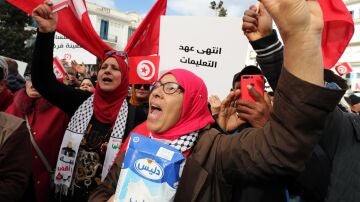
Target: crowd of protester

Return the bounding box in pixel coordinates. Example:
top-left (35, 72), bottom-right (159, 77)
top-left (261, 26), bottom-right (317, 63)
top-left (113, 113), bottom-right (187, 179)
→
top-left (0, 0), bottom-right (359, 201)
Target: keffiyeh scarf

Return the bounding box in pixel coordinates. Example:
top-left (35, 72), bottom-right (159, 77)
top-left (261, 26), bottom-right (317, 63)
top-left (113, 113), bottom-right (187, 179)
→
top-left (54, 95), bottom-right (128, 195)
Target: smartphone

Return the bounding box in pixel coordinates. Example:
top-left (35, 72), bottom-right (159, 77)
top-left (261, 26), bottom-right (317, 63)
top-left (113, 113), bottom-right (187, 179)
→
top-left (240, 75), bottom-right (264, 102)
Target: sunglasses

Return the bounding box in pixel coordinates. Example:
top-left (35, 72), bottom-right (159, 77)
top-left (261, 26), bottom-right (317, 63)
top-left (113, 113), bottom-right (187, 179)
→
top-left (103, 50), bottom-right (128, 60)
top-left (134, 84), bottom-right (151, 90)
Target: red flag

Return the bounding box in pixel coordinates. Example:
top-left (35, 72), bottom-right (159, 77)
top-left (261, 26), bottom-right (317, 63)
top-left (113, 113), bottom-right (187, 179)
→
top-left (128, 56), bottom-right (159, 84)
top-left (53, 56), bottom-right (67, 79)
top-left (333, 62), bottom-right (352, 76)
top-left (7, 0), bottom-right (114, 59)
top-left (318, 0), bottom-right (354, 69)
top-left (6, 0), bottom-right (40, 14)
top-left (125, 0), bottom-right (167, 56)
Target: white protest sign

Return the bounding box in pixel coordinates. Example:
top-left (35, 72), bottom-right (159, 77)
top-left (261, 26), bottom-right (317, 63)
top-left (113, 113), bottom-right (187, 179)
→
top-left (54, 32), bottom-right (97, 64)
top-left (159, 16), bottom-right (249, 99)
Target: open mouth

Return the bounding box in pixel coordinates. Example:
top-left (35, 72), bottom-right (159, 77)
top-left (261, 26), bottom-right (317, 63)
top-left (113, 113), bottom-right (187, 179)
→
top-left (102, 77), bottom-right (112, 83)
top-left (150, 104), bottom-right (162, 112)
top-left (148, 103), bottom-right (163, 121)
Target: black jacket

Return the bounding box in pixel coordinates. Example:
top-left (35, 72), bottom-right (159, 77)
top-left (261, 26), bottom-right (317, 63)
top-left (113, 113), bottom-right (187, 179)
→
top-left (252, 30), bottom-right (359, 202)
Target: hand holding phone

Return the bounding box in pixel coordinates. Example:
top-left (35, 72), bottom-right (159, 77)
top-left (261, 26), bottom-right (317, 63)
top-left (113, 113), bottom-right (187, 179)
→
top-left (240, 75), bottom-right (264, 102)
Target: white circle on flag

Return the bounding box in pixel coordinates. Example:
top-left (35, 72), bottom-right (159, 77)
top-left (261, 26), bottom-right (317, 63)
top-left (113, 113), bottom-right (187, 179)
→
top-left (53, 68), bottom-right (63, 78)
top-left (137, 60), bottom-right (155, 81)
top-left (337, 65), bottom-right (346, 74)
top-left (64, 53), bottom-right (72, 60)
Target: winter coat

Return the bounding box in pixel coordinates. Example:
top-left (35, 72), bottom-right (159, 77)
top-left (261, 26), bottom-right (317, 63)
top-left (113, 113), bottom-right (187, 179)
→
top-left (6, 89), bottom-right (70, 202)
top-left (0, 88), bottom-right (13, 111)
top-left (89, 68), bottom-right (344, 202)
top-left (0, 112), bottom-right (32, 201)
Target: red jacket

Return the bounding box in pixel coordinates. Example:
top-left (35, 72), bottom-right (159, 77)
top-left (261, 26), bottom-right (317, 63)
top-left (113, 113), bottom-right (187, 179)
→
top-left (0, 88), bottom-right (13, 111)
top-left (6, 89), bottom-right (70, 202)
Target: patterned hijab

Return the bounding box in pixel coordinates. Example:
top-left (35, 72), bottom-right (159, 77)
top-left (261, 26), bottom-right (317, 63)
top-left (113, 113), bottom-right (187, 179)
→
top-left (93, 55), bottom-right (128, 124)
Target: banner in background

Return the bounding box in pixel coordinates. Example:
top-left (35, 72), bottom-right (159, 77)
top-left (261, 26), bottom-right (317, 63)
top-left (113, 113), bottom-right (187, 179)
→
top-left (54, 32), bottom-right (97, 64)
top-left (159, 16), bottom-right (249, 99)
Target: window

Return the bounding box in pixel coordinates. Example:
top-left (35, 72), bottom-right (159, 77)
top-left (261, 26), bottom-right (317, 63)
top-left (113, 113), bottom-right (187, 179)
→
top-left (128, 27), bottom-right (136, 40)
top-left (100, 20), bottom-right (109, 40)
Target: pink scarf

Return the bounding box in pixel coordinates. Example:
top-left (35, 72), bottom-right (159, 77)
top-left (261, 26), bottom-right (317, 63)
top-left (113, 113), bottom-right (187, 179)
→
top-left (151, 69), bottom-right (214, 139)
top-left (121, 69), bottom-right (214, 156)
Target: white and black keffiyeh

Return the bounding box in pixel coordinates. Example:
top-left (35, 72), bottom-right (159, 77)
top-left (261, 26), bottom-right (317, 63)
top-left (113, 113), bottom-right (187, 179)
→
top-left (169, 131), bottom-right (199, 153)
top-left (54, 95), bottom-right (128, 195)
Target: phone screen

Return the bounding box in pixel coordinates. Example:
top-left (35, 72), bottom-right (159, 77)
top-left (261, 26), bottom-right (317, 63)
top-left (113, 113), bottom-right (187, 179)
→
top-left (240, 75), bottom-right (264, 102)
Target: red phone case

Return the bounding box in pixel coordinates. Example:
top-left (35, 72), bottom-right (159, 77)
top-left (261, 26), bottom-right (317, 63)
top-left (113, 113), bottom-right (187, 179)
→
top-left (240, 75), bottom-right (264, 102)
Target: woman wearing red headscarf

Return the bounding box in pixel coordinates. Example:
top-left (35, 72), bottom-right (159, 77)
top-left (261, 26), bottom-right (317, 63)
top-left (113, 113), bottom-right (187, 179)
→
top-left (5, 68), bottom-right (70, 202)
top-left (87, 0), bottom-right (347, 197)
top-left (89, 60), bottom-right (344, 202)
top-left (31, 3), bottom-right (147, 202)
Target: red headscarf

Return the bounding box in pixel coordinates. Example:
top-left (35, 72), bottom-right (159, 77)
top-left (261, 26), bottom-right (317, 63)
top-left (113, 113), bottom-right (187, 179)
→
top-left (132, 69), bottom-right (214, 141)
top-left (93, 55), bottom-right (128, 124)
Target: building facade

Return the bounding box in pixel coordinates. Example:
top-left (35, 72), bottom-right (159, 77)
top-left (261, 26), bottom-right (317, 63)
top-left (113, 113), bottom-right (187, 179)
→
top-left (86, 1), bottom-right (142, 51)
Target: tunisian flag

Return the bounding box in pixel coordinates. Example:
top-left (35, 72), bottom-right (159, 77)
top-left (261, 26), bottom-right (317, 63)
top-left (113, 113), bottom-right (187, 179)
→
top-left (53, 56), bottom-right (67, 79)
top-left (6, 0), bottom-right (114, 60)
top-left (125, 0), bottom-right (166, 84)
top-left (128, 56), bottom-right (159, 84)
top-left (333, 62), bottom-right (352, 76)
top-left (318, 0), bottom-right (354, 69)
top-left (124, 0), bottom-right (167, 57)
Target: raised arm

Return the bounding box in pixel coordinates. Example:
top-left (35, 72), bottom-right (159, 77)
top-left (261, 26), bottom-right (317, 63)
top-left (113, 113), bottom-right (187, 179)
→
top-left (263, 0), bottom-right (324, 85)
top-left (31, 1), bottom-right (91, 115)
top-left (218, 0), bottom-right (344, 181)
top-left (242, 3), bottom-right (282, 90)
